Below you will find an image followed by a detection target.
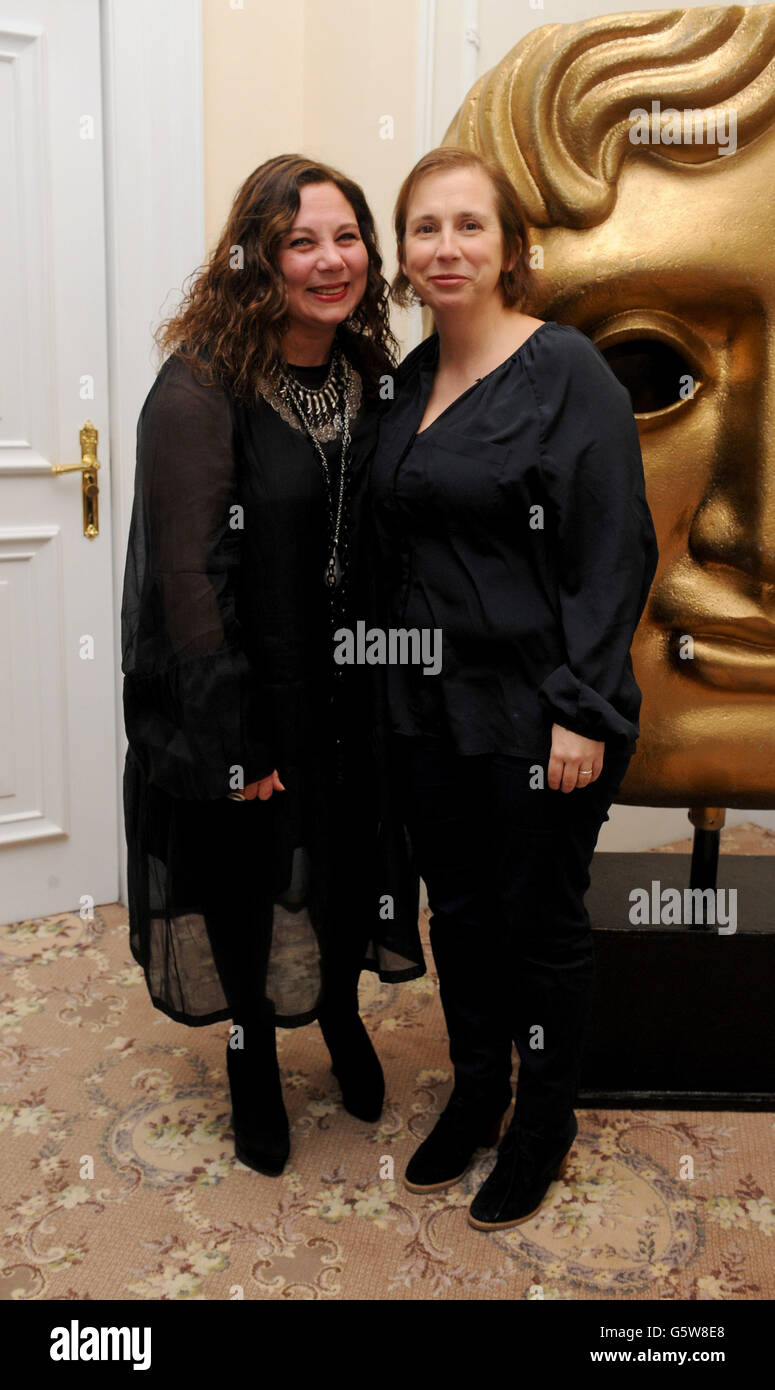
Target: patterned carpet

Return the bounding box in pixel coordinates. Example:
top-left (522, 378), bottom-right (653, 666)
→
top-left (1, 824), bottom-right (774, 1301)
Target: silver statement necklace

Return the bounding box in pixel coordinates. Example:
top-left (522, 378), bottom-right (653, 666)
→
top-left (276, 350), bottom-right (353, 590)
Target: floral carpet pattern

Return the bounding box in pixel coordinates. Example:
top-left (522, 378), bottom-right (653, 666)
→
top-left (1, 825), bottom-right (774, 1301)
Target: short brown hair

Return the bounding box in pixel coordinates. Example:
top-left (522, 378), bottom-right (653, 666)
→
top-left (391, 147), bottom-right (538, 310)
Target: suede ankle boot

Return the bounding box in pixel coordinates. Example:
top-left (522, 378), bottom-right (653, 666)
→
top-left (468, 1110), bottom-right (577, 1229)
top-left (404, 1089), bottom-right (512, 1193)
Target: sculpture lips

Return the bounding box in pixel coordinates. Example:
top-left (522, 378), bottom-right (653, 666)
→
top-left (676, 620), bottom-right (775, 691)
top-left (691, 618), bottom-right (775, 648)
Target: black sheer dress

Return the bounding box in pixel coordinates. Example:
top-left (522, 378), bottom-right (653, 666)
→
top-left (121, 345), bottom-right (425, 1030)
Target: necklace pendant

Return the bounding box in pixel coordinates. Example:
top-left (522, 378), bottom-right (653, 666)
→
top-left (324, 547), bottom-right (342, 590)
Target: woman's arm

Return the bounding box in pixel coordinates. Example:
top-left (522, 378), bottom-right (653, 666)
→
top-left (526, 328), bottom-right (659, 756)
top-left (121, 357), bottom-right (276, 800)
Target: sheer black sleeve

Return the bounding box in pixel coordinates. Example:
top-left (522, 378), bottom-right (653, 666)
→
top-left (527, 329), bottom-right (659, 746)
top-left (121, 356), bottom-right (275, 799)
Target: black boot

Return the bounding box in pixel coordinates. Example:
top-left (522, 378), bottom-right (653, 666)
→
top-left (468, 960), bottom-right (584, 1225)
top-left (315, 912), bottom-right (385, 1122)
top-left (402, 912), bottom-right (513, 1195)
top-left (226, 1021), bottom-right (289, 1176)
top-left (468, 1110), bottom-right (577, 1228)
top-left (318, 1006), bottom-right (385, 1123)
top-left (404, 1088), bottom-right (511, 1193)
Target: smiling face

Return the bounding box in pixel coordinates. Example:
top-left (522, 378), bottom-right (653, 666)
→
top-left (542, 128), bottom-right (775, 806)
top-left (400, 167), bottom-right (512, 315)
top-left (276, 181), bottom-right (369, 347)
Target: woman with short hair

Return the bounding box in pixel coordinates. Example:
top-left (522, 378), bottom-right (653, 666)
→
top-left (371, 146), bottom-right (658, 1228)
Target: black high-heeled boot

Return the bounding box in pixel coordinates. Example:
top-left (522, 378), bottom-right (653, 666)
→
top-left (318, 1007), bottom-right (385, 1123)
top-left (226, 1021), bottom-right (290, 1176)
top-left (468, 1110), bottom-right (577, 1229)
top-left (314, 917), bottom-right (385, 1122)
top-left (404, 1088), bottom-right (512, 1193)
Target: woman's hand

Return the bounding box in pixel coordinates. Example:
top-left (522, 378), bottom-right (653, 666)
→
top-left (242, 770), bottom-right (286, 801)
top-left (548, 724), bottom-right (605, 793)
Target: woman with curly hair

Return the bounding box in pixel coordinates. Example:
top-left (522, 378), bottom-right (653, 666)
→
top-left (121, 155), bottom-right (424, 1177)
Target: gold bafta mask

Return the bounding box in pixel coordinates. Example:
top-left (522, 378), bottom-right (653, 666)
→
top-left (444, 5), bottom-right (775, 810)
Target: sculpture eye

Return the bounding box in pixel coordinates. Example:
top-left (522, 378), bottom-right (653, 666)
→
top-left (599, 337), bottom-right (699, 414)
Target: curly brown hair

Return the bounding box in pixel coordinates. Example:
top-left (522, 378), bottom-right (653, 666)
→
top-left (155, 154), bottom-right (398, 399)
top-left (391, 147), bottom-right (539, 312)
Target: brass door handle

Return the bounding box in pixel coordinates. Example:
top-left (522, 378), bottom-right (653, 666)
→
top-left (51, 420), bottom-right (101, 538)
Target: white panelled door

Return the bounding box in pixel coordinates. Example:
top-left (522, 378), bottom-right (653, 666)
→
top-left (0, 0), bottom-right (118, 922)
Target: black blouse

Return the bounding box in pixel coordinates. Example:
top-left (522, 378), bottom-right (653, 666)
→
top-left (370, 321), bottom-right (659, 759)
top-left (121, 348), bottom-right (424, 1028)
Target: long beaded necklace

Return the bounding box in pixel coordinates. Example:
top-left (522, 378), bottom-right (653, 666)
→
top-left (275, 350), bottom-right (353, 591)
top-left (275, 349), bottom-right (358, 786)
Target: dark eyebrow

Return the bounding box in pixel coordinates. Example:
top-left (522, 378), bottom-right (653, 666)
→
top-left (286, 222), bottom-right (359, 236)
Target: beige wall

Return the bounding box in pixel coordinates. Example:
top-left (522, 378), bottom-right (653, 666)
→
top-left (203, 0), bottom-right (420, 348)
top-left (203, 0), bottom-right (304, 247)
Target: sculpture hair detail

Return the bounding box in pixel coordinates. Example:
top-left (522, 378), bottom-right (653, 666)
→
top-left (444, 5), bottom-right (775, 229)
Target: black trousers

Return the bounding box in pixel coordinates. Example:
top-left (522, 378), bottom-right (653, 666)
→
top-left (393, 735), bottom-right (633, 1131)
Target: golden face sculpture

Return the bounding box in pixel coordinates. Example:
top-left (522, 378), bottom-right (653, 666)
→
top-left (444, 5), bottom-right (775, 809)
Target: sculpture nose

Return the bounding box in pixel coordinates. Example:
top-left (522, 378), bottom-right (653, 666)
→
top-left (686, 323), bottom-right (775, 594)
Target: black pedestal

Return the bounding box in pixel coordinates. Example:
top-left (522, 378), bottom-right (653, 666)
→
top-left (579, 852), bottom-right (775, 1109)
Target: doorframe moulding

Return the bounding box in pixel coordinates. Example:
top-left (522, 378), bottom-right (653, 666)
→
top-left (100, 0), bottom-right (205, 903)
